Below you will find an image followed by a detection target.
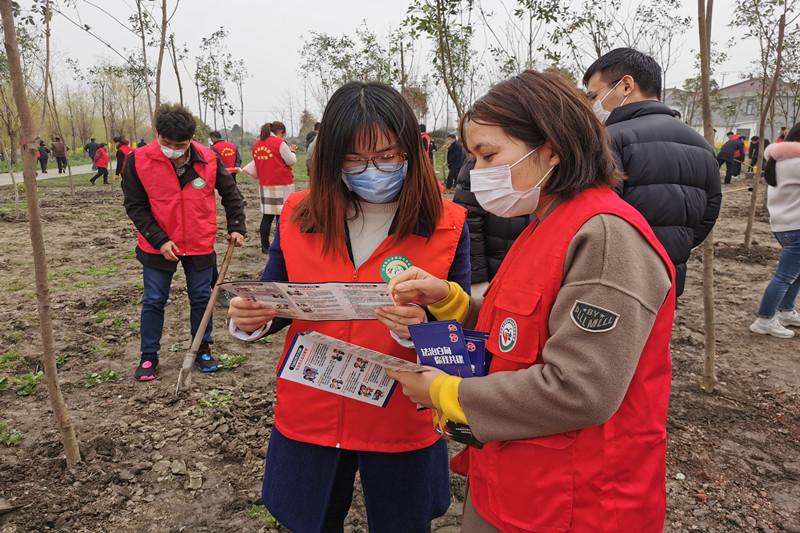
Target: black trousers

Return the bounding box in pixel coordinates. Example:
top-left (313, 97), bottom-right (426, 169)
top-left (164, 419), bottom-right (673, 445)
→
top-left (39, 157), bottom-right (48, 172)
top-left (55, 156), bottom-right (67, 173)
top-left (90, 167), bottom-right (109, 184)
top-left (260, 214), bottom-right (278, 254)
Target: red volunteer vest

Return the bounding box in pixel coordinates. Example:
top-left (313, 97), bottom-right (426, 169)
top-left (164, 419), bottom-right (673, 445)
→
top-left (462, 187), bottom-right (676, 533)
top-left (95, 147), bottom-right (109, 168)
top-left (276, 190), bottom-right (466, 452)
top-left (118, 144), bottom-right (133, 172)
top-left (212, 140), bottom-right (238, 168)
top-left (135, 140), bottom-right (218, 256)
top-left (252, 136), bottom-right (293, 186)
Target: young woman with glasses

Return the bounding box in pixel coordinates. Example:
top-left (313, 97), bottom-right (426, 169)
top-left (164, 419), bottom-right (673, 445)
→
top-left (227, 81), bottom-right (471, 533)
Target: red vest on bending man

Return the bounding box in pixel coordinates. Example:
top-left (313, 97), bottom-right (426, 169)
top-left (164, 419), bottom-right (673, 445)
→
top-left (462, 186), bottom-right (676, 533)
top-left (134, 140), bottom-right (218, 256)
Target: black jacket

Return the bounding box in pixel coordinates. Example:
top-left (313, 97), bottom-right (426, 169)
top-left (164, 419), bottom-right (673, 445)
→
top-left (717, 137), bottom-right (746, 164)
top-left (446, 141), bottom-right (467, 185)
top-left (606, 101), bottom-right (721, 296)
top-left (453, 159), bottom-right (530, 284)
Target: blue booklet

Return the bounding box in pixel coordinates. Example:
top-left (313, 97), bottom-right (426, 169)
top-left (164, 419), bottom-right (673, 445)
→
top-left (408, 320), bottom-right (491, 449)
top-left (408, 320), bottom-right (491, 377)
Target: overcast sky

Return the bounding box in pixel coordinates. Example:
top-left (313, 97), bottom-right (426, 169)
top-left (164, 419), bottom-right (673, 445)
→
top-left (35, 0), bottom-right (747, 134)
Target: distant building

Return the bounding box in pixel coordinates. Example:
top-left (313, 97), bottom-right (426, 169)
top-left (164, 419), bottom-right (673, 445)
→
top-left (664, 78), bottom-right (800, 143)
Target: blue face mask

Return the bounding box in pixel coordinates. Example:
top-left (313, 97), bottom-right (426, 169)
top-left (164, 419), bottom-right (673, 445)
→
top-left (341, 162), bottom-right (407, 203)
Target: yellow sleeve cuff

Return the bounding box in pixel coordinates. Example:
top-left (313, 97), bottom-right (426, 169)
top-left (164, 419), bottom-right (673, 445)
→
top-left (428, 281), bottom-right (470, 322)
top-left (430, 374), bottom-right (468, 425)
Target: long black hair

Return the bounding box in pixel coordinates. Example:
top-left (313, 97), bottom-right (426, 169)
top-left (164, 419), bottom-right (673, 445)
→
top-left (294, 81), bottom-right (442, 257)
top-left (765, 122), bottom-right (800, 186)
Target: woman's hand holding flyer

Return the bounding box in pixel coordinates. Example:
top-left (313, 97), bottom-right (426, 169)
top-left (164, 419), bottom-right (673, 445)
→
top-left (228, 296), bottom-right (278, 333)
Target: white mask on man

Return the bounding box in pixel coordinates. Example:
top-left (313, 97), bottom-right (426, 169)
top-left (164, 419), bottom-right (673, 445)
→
top-left (592, 79), bottom-right (629, 124)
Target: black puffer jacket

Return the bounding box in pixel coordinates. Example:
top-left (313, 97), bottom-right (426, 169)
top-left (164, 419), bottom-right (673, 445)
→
top-left (453, 159), bottom-right (531, 284)
top-left (606, 101), bottom-right (721, 296)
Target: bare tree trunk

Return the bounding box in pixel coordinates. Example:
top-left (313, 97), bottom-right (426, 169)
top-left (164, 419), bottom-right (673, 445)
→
top-left (169, 34), bottom-right (184, 106)
top-left (136, 0), bottom-right (154, 127)
top-left (39, 0), bottom-right (52, 127)
top-left (745, 13), bottom-right (787, 249)
top-left (238, 80), bottom-right (244, 147)
top-left (154, 0), bottom-right (168, 111)
top-left (698, 0), bottom-right (717, 393)
top-left (0, 0), bottom-right (81, 466)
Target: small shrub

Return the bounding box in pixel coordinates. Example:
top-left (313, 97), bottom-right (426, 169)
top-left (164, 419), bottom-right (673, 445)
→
top-left (219, 353), bottom-right (246, 370)
top-left (0, 350), bottom-right (19, 370)
top-left (13, 371), bottom-right (43, 396)
top-left (56, 354), bottom-right (68, 368)
top-left (0, 421), bottom-right (23, 446)
top-left (85, 370), bottom-right (121, 387)
top-left (194, 389), bottom-right (233, 416)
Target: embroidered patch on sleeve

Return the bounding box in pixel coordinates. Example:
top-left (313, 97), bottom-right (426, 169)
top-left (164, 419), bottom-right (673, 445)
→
top-left (570, 300), bottom-right (620, 332)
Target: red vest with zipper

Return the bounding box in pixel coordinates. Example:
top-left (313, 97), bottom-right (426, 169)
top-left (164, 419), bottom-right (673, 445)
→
top-left (95, 147), bottom-right (109, 168)
top-left (118, 144), bottom-right (133, 172)
top-left (460, 187), bottom-right (675, 533)
top-left (276, 190), bottom-right (466, 452)
top-left (212, 140), bottom-right (238, 168)
top-left (252, 136), bottom-right (293, 186)
top-left (135, 140), bottom-right (218, 256)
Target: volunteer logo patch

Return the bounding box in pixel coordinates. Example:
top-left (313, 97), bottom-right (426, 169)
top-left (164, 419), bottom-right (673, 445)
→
top-left (570, 301), bottom-right (619, 332)
top-left (499, 317), bottom-right (517, 352)
top-left (191, 177), bottom-right (207, 189)
top-left (380, 255), bottom-right (412, 282)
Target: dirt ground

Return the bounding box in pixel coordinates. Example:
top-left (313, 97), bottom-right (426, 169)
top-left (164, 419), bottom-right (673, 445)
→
top-left (0, 173), bottom-right (798, 533)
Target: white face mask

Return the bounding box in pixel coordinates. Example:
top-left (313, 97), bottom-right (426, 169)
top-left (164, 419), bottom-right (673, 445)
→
top-left (470, 147), bottom-right (555, 218)
top-left (159, 142), bottom-right (188, 160)
top-left (592, 79), bottom-right (628, 124)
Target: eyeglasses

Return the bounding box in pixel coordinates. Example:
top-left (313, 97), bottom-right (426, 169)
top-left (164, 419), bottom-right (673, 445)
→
top-left (342, 153), bottom-right (407, 175)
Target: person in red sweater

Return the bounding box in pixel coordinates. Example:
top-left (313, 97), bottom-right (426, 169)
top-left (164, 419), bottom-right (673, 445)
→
top-left (90, 143), bottom-right (110, 185)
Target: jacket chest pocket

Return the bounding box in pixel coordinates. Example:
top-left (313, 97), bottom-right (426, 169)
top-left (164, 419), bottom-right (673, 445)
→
top-left (488, 286), bottom-right (543, 365)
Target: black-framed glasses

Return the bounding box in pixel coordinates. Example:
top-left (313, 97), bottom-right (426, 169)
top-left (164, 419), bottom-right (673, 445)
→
top-left (342, 153), bottom-right (407, 175)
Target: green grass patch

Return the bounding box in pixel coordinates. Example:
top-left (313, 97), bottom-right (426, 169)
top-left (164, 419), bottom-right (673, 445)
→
top-left (0, 376), bottom-right (9, 392)
top-left (13, 371), bottom-right (43, 396)
top-left (0, 421), bottom-right (23, 447)
top-left (245, 504), bottom-right (280, 529)
top-left (219, 353), bottom-right (246, 370)
top-left (95, 309), bottom-right (111, 323)
top-left (87, 265), bottom-right (116, 277)
top-left (0, 350), bottom-right (19, 370)
top-left (85, 370), bottom-right (121, 387)
top-left (194, 389), bottom-right (233, 416)
top-left (56, 354), bottom-right (68, 368)
top-left (74, 280), bottom-right (97, 289)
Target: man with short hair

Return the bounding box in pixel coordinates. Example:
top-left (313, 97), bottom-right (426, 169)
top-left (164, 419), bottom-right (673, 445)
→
top-left (584, 47), bottom-right (721, 297)
top-left (50, 136), bottom-right (69, 174)
top-left (209, 130), bottom-right (241, 181)
top-left (122, 104), bottom-right (247, 381)
top-left (84, 137), bottom-right (100, 170)
top-left (445, 133), bottom-right (466, 190)
top-left (718, 131), bottom-right (746, 184)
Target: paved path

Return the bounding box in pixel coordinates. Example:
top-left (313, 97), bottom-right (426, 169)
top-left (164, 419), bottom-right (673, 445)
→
top-left (0, 164), bottom-right (94, 187)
